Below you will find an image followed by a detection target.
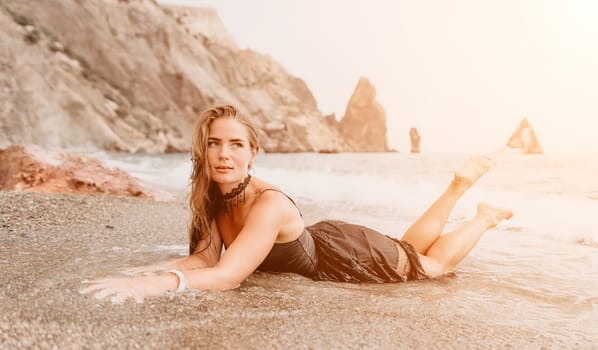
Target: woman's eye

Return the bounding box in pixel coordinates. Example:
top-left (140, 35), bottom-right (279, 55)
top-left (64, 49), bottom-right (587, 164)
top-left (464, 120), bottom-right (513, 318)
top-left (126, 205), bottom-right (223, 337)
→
top-left (232, 143), bottom-right (243, 149)
top-left (207, 141), bottom-right (218, 148)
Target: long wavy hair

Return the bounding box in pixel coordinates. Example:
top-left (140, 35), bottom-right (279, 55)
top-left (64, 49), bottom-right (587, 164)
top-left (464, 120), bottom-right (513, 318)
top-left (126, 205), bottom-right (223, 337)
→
top-left (188, 105), bottom-right (260, 254)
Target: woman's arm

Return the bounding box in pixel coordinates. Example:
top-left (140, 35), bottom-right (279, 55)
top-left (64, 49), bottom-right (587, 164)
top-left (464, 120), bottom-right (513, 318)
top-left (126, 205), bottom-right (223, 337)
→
top-left (81, 192), bottom-right (292, 301)
top-left (183, 191), bottom-right (292, 290)
top-left (174, 221), bottom-right (224, 269)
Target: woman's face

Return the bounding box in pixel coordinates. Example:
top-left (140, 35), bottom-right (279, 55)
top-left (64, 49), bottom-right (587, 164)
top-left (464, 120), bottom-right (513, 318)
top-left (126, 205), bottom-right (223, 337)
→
top-left (207, 117), bottom-right (256, 187)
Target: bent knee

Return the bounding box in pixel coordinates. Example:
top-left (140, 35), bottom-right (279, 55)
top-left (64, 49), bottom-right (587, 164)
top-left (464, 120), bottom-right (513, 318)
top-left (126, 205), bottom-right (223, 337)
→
top-left (417, 254), bottom-right (451, 278)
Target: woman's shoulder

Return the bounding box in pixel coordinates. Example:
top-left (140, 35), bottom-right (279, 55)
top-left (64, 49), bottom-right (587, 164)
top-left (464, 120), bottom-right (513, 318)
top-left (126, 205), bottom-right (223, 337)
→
top-left (250, 178), bottom-right (282, 198)
top-left (253, 188), bottom-right (293, 204)
top-left (250, 179), bottom-right (298, 211)
top-left (247, 179), bottom-right (304, 236)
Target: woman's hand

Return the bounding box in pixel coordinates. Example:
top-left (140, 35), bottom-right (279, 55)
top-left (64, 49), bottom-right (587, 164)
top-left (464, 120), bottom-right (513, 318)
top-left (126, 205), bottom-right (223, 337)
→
top-left (80, 273), bottom-right (177, 304)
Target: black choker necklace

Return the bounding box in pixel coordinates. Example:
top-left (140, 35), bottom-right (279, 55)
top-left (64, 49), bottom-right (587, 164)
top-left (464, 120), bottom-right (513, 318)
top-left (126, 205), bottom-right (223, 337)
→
top-left (221, 175), bottom-right (251, 211)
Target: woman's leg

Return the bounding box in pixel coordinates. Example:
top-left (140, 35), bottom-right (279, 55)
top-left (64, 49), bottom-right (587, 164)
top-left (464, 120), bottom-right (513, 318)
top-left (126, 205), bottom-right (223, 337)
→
top-left (417, 202), bottom-right (513, 277)
top-left (401, 156), bottom-right (495, 254)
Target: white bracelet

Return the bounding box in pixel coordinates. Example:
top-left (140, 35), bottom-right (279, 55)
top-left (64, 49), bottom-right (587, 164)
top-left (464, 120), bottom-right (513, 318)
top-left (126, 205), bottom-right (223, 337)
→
top-left (165, 269), bottom-right (186, 292)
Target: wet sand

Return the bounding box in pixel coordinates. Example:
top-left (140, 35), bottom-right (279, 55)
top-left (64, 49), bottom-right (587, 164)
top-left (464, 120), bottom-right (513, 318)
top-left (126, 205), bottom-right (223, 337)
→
top-left (0, 191), bottom-right (589, 349)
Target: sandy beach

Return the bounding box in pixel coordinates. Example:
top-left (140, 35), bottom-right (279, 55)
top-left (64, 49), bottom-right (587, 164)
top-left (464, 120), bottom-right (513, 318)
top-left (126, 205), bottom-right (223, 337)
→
top-left (3, 0), bottom-right (598, 347)
top-left (1, 190), bottom-right (594, 349)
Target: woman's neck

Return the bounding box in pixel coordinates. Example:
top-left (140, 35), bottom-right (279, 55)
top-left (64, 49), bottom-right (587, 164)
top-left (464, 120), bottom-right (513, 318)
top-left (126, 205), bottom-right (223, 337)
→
top-left (220, 175), bottom-right (252, 212)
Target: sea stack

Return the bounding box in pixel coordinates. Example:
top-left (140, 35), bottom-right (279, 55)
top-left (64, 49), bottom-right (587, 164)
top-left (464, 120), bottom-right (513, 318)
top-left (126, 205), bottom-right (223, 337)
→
top-left (506, 118), bottom-right (543, 154)
top-left (337, 77), bottom-right (389, 152)
top-left (409, 127), bottom-right (421, 154)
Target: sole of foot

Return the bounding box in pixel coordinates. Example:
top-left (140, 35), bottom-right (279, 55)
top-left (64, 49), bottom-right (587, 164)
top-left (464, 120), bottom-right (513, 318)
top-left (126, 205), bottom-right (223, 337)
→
top-left (478, 202), bottom-right (514, 227)
top-left (454, 155), bottom-right (495, 191)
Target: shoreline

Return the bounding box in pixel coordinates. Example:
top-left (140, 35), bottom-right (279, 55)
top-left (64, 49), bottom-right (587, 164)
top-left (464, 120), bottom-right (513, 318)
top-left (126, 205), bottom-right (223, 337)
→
top-left (1, 191), bottom-right (594, 349)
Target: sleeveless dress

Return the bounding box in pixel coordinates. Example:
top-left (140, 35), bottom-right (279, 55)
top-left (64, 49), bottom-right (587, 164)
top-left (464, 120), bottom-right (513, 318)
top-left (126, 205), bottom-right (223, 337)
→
top-left (256, 190), bottom-right (428, 283)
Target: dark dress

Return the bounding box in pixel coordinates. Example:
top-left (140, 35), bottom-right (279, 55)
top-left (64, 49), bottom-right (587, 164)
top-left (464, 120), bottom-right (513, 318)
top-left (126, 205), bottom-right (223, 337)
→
top-left (256, 190), bottom-right (428, 283)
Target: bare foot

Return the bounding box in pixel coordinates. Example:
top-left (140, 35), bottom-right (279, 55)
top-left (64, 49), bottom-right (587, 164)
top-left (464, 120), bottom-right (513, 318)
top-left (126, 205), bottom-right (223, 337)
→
top-left (453, 155), bottom-right (495, 193)
top-left (477, 202), bottom-right (513, 228)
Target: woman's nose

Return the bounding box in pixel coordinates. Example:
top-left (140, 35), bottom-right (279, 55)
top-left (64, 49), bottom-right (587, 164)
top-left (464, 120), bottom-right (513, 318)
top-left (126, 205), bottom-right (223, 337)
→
top-left (218, 145), bottom-right (230, 159)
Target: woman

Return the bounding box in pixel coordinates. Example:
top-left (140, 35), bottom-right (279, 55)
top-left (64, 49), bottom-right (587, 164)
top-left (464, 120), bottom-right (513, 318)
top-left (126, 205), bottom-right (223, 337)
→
top-left (82, 105), bottom-right (513, 303)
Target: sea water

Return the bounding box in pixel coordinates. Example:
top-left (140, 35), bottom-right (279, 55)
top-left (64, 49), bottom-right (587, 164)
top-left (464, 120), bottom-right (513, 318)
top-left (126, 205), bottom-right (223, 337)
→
top-left (90, 151), bottom-right (598, 247)
top-left (88, 150), bottom-right (598, 342)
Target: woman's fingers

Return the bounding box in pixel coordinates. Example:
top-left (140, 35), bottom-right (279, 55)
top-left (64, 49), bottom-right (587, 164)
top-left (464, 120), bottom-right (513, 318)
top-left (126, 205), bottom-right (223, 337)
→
top-left (79, 281), bottom-right (109, 295)
top-left (110, 289), bottom-right (146, 304)
top-left (80, 275), bottom-right (152, 304)
top-left (81, 284), bottom-right (144, 304)
top-left (110, 291), bottom-right (132, 304)
top-left (80, 277), bottom-right (126, 299)
top-left (93, 286), bottom-right (120, 300)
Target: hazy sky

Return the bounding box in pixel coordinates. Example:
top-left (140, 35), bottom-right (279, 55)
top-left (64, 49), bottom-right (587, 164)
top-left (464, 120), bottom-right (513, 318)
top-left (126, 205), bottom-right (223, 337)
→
top-left (159, 0), bottom-right (598, 154)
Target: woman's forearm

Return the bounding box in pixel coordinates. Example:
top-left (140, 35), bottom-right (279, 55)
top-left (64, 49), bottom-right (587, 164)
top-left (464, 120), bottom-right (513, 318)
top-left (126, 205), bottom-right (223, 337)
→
top-left (175, 266), bottom-right (240, 291)
top-left (172, 254), bottom-right (215, 270)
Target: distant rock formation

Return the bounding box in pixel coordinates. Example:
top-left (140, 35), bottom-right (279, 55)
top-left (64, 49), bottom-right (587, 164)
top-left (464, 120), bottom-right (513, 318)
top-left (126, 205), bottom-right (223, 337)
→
top-left (0, 144), bottom-right (173, 201)
top-left (337, 77), bottom-right (389, 152)
top-left (507, 118), bottom-right (543, 154)
top-left (409, 128), bottom-right (420, 154)
top-left (0, 0), bottom-right (349, 153)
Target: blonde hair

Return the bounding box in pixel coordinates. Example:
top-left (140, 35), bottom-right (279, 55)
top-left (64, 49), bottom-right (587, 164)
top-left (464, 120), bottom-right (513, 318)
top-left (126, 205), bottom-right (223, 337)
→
top-left (188, 105), bottom-right (260, 254)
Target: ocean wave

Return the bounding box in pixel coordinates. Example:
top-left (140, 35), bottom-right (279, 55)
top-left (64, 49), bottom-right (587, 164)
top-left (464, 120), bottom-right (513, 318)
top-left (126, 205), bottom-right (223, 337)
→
top-left (86, 152), bottom-right (598, 249)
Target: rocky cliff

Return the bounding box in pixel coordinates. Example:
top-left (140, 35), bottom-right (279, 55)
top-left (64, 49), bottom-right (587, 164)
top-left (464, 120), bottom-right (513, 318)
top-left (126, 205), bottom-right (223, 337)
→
top-left (0, 0), bottom-right (351, 153)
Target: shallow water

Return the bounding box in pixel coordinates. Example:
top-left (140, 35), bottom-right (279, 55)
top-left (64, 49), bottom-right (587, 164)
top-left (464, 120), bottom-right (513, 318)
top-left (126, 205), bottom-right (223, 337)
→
top-left (80, 150), bottom-right (598, 345)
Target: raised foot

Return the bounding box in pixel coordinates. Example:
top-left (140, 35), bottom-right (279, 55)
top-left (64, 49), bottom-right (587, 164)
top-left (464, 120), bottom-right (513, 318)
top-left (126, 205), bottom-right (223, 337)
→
top-left (453, 155), bottom-right (495, 192)
top-left (477, 202), bottom-right (513, 228)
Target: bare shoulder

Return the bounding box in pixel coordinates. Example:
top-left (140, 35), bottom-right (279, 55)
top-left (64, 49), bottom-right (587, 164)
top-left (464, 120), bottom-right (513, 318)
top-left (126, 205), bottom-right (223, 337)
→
top-left (250, 181), bottom-right (298, 218)
top-left (253, 188), bottom-right (293, 209)
top-left (245, 179), bottom-right (304, 242)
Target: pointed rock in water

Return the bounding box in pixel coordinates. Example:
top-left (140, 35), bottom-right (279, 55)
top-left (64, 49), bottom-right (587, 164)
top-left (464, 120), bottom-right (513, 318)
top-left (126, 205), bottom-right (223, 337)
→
top-left (338, 77), bottom-right (389, 152)
top-left (506, 117), bottom-right (543, 154)
top-left (409, 127), bottom-right (421, 154)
